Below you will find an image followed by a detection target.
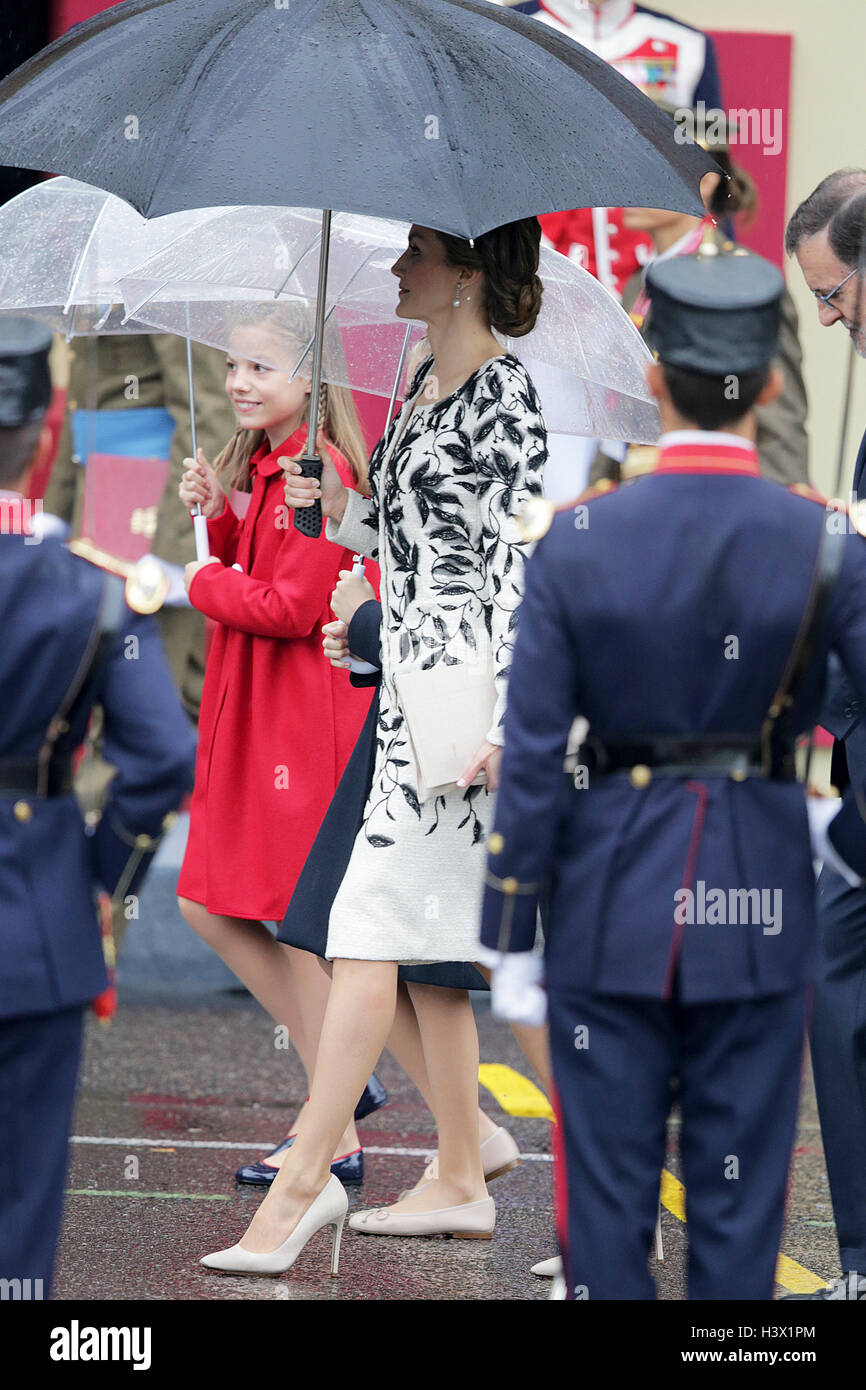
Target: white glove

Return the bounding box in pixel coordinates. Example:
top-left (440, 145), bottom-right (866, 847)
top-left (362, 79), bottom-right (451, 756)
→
top-left (31, 509), bottom-right (70, 541)
top-left (490, 951), bottom-right (547, 1028)
top-left (142, 553), bottom-right (190, 607)
top-left (807, 795), bottom-right (864, 888)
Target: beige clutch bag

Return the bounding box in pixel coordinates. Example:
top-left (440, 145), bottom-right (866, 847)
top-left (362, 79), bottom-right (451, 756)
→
top-left (394, 659), bottom-right (497, 802)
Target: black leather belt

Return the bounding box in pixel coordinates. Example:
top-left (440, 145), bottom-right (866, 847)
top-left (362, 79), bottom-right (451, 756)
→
top-left (574, 736), bottom-right (796, 783)
top-left (0, 757), bottom-right (75, 798)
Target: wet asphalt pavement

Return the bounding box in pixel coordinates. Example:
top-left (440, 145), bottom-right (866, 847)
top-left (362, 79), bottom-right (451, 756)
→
top-left (53, 990), bottom-right (838, 1302)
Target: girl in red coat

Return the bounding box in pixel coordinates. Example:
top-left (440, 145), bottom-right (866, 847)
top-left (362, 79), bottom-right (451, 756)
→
top-left (177, 314), bottom-right (378, 1168)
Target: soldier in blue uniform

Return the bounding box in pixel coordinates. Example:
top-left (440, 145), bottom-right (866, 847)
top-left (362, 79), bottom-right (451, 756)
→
top-left (0, 318), bottom-right (197, 1296)
top-left (479, 246), bottom-right (866, 1300)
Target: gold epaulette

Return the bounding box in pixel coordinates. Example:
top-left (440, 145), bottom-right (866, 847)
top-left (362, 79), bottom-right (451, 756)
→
top-left (622, 445), bottom-right (660, 479)
top-left (788, 484), bottom-right (866, 538)
top-left (787, 482), bottom-right (828, 506)
top-left (69, 537), bottom-right (129, 578)
top-left (69, 539), bottom-right (170, 614)
top-left (515, 478), bottom-right (618, 543)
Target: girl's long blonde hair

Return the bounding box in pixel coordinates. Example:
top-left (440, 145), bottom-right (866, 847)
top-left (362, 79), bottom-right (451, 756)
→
top-left (212, 307), bottom-right (369, 494)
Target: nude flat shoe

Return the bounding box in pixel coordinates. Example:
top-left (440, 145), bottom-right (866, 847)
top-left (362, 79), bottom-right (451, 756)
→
top-left (422, 1127), bottom-right (520, 1185)
top-left (349, 1195), bottom-right (495, 1240)
top-left (531, 1254), bottom-right (562, 1278)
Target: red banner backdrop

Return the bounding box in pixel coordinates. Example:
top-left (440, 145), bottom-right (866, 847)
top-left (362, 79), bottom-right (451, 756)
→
top-left (50, 0), bottom-right (101, 38)
top-left (706, 31), bottom-right (793, 268)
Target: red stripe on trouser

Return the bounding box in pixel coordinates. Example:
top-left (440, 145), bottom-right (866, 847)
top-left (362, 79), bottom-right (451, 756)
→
top-left (550, 1082), bottom-right (570, 1288)
top-left (661, 779), bottom-right (708, 1000)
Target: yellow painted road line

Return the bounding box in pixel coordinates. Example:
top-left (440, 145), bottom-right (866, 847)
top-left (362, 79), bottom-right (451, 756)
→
top-left (659, 1168), bottom-right (827, 1294)
top-left (773, 1255), bottom-right (828, 1295)
top-left (659, 1167), bottom-right (687, 1221)
top-left (478, 1063), bottom-right (555, 1120)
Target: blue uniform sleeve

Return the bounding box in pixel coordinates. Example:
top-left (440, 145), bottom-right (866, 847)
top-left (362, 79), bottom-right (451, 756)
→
top-left (347, 599), bottom-right (382, 689)
top-left (90, 612), bottom-right (197, 898)
top-left (480, 524), bottom-right (580, 953)
top-left (694, 33), bottom-right (723, 110)
top-left (818, 653), bottom-right (861, 744)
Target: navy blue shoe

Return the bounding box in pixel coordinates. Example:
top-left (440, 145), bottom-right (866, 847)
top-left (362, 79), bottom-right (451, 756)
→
top-left (355, 1074), bottom-right (388, 1122)
top-left (235, 1136), bottom-right (364, 1187)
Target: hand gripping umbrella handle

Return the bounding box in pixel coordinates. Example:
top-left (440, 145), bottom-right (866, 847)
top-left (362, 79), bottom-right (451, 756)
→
top-left (293, 456), bottom-right (323, 538)
top-left (345, 555), bottom-right (378, 675)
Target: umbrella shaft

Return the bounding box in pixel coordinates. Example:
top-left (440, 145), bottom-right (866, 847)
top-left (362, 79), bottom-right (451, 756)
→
top-left (304, 209), bottom-right (332, 459)
top-left (186, 336), bottom-right (202, 519)
top-left (388, 324), bottom-right (413, 426)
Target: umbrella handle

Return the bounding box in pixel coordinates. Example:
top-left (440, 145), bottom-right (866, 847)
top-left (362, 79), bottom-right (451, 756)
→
top-left (193, 513), bottom-right (210, 560)
top-left (293, 455), bottom-right (324, 537)
top-left (344, 555), bottom-right (378, 675)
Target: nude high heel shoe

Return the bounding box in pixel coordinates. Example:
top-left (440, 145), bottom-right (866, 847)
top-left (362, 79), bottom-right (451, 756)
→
top-left (200, 1173), bottom-right (348, 1276)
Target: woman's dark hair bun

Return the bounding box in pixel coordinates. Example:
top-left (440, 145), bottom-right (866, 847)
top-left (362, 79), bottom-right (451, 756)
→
top-left (707, 146), bottom-right (758, 222)
top-left (436, 217), bottom-right (543, 337)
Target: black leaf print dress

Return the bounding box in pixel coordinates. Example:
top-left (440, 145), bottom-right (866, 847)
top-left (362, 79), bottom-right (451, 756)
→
top-left (324, 352), bottom-right (547, 964)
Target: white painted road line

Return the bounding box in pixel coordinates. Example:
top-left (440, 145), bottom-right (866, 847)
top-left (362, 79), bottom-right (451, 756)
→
top-left (70, 1135), bottom-right (552, 1161)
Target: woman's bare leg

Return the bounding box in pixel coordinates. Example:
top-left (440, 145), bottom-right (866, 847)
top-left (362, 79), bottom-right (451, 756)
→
top-left (386, 983), bottom-right (499, 1142)
top-left (178, 898), bottom-right (359, 1156)
top-left (238, 958), bottom-right (398, 1253)
top-left (370, 984), bottom-right (487, 1214)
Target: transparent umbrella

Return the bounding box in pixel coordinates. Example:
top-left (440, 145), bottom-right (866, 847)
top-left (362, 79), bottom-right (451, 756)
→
top-left (0, 177), bottom-right (237, 558)
top-left (118, 205), bottom-right (659, 443)
top-left (0, 176), bottom-right (223, 336)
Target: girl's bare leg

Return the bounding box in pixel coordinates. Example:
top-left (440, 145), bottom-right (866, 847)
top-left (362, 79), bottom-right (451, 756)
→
top-left (239, 958), bottom-right (398, 1252)
top-left (177, 899), bottom-right (359, 1156)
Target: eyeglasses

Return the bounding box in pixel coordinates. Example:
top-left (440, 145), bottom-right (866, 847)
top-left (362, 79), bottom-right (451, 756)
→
top-left (814, 266), bottom-right (858, 307)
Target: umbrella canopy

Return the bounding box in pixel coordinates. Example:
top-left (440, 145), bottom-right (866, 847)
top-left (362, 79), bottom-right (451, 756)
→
top-left (120, 206), bottom-right (425, 402)
top-left (0, 0), bottom-right (714, 236)
top-left (118, 204), bottom-right (659, 441)
top-left (0, 176), bottom-right (225, 335)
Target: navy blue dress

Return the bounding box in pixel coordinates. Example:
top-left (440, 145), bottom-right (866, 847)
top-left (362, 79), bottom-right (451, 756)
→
top-left (278, 600), bottom-right (486, 991)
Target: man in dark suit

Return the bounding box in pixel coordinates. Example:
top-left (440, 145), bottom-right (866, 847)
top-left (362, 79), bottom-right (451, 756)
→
top-left (0, 318), bottom-right (196, 1296)
top-left (784, 170), bottom-right (866, 1300)
top-left (479, 244), bottom-right (866, 1299)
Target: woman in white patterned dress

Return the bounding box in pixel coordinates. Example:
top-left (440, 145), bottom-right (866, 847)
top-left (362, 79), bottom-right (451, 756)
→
top-left (201, 218), bottom-right (548, 1274)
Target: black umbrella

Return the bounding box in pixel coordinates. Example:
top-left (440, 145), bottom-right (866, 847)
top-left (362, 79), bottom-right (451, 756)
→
top-left (0, 0), bottom-right (715, 532)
